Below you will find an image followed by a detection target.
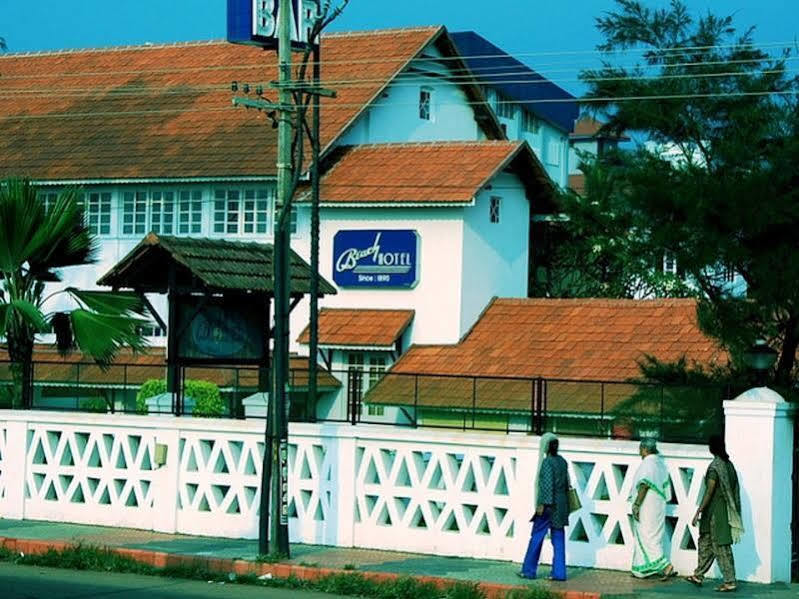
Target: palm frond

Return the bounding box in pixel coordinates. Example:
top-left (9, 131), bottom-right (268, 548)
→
top-left (1, 299), bottom-right (47, 333)
top-left (65, 288), bottom-right (147, 316)
top-left (68, 310), bottom-right (149, 366)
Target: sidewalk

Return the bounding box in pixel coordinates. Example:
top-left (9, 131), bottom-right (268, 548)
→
top-left (0, 520), bottom-right (795, 598)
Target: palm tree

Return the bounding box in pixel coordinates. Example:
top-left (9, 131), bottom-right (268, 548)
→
top-left (0, 37), bottom-right (6, 52)
top-left (0, 178), bottom-right (148, 408)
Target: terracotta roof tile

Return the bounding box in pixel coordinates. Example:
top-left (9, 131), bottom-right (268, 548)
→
top-left (315, 141), bottom-right (534, 204)
top-left (0, 28), bottom-right (441, 180)
top-left (0, 345), bottom-right (339, 389)
top-left (297, 308), bottom-right (414, 347)
top-left (367, 298), bottom-right (727, 409)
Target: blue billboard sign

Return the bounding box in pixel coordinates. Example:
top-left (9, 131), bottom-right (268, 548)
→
top-left (227, 0), bottom-right (319, 49)
top-left (333, 230), bottom-right (420, 288)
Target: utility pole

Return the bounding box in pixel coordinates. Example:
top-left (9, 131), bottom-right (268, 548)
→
top-left (308, 42), bottom-right (321, 419)
top-left (270, 0), bottom-right (293, 557)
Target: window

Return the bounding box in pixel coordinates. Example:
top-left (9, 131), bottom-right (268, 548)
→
top-left (150, 190), bottom-right (176, 234)
top-left (213, 189), bottom-right (240, 234)
top-left (86, 192), bottom-right (112, 235)
top-left (122, 191), bottom-right (148, 236)
top-left (178, 190), bottom-right (203, 235)
top-left (722, 265), bottom-right (736, 283)
top-left (367, 357), bottom-right (386, 416)
top-left (522, 110), bottom-right (540, 133)
top-left (273, 202), bottom-right (298, 235)
top-left (497, 94), bottom-right (516, 120)
top-left (137, 323), bottom-right (165, 337)
top-left (663, 251), bottom-right (677, 275)
top-left (490, 196), bottom-right (501, 224)
top-left (243, 188), bottom-right (270, 234)
top-left (419, 86), bottom-right (432, 121)
top-left (37, 191), bottom-right (60, 212)
top-left (500, 123), bottom-right (508, 137)
top-left (546, 140), bottom-right (561, 166)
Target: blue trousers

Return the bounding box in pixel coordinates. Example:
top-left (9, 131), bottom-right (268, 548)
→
top-left (521, 509), bottom-right (566, 580)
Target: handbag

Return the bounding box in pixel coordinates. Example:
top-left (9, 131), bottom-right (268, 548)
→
top-left (568, 487), bottom-right (582, 513)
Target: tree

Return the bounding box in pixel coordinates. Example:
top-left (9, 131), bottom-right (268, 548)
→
top-left (0, 37), bottom-right (6, 52)
top-left (0, 178), bottom-right (148, 407)
top-left (546, 0), bottom-right (799, 386)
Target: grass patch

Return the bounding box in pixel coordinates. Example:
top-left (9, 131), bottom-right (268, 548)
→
top-left (0, 543), bottom-right (538, 599)
top-left (506, 584), bottom-right (560, 599)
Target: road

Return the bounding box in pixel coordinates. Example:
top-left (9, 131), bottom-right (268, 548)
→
top-left (0, 562), bottom-right (347, 599)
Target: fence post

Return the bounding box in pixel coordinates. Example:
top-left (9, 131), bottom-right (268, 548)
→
top-left (472, 377), bottom-right (477, 430)
top-left (152, 424), bottom-right (181, 534)
top-left (724, 388), bottom-right (796, 582)
top-left (413, 375), bottom-right (419, 428)
top-left (2, 417), bottom-right (28, 519)
top-left (333, 428), bottom-right (357, 547)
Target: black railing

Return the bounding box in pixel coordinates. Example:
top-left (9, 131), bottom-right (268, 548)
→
top-left (0, 360), bottom-right (731, 444)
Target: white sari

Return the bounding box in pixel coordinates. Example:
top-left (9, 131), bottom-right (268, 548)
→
top-left (630, 454), bottom-right (673, 578)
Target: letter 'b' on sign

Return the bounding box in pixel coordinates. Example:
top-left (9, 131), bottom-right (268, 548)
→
top-left (227, 0), bottom-right (320, 49)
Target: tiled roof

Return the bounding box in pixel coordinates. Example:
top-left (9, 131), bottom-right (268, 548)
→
top-left (0, 346), bottom-right (340, 390)
top-left (570, 115), bottom-right (630, 141)
top-left (297, 308), bottom-right (414, 348)
top-left (0, 28), bottom-right (448, 181)
top-left (394, 298), bottom-right (724, 379)
top-left (97, 233), bottom-right (336, 294)
top-left (315, 141), bottom-right (550, 204)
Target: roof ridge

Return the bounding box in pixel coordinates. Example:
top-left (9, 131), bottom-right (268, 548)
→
top-left (0, 39), bottom-right (227, 59)
top-left (324, 26), bottom-right (442, 37)
top-left (340, 140), bottom-right (520, 149)
top-left (494, 297), bottom-right (698, 306)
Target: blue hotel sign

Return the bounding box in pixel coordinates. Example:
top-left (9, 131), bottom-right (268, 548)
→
top-left (227, 0), bottom-right (319, 49)
top-left (333, 230), bottom-right (420, 288)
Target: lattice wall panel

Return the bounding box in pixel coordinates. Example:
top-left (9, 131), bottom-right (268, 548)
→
top-left (23, 425), bottom-right (157, 527)
top-left (352, 442), bottom-right (518, 559)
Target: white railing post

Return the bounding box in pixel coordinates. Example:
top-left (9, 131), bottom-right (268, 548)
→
top-left (151, 424), bottom-right (181, 534)
top-left (512, 442), bottom-right (537, 562)
top-left (334, 430), bottom-right (357, 547)
top-left (3, 419), bottom-right (28, 520)
top-left (724, 388), bottom-right (796, 583)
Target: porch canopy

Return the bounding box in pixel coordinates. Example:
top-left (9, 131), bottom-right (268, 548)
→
top-left (97, 232), bottom-right (336, 296)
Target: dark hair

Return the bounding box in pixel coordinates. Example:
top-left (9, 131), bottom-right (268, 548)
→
top-left (708, 435), bottom-right (729, 461)
top-left (548, 438), bottom-right (559, 456)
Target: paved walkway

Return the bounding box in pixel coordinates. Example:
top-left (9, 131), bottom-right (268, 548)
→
top-left (0, 520), bottom-right (795, 598)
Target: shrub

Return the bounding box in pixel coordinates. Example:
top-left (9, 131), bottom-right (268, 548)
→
top-left (135, 379), bottom-right (166, 414)
top-left (80, 397), bottom-right (109, 413)
top-left (135, 378), bottom-right (223, 417)
top-left (185, 379), bottom-right (224, 418)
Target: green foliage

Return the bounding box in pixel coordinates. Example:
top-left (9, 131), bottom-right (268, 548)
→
top-left (186, 379), bottom-right (224, 418)
top-left (135, 378), bottom-right (223, 417)
top-left (80, 397), bottom-right (109, 413)
top-left (135, 379), bottom-right (166, 414)
top-left (543, 1), bottom-right (799, 387)
top-left (506, 585), bottom-right (559, 599)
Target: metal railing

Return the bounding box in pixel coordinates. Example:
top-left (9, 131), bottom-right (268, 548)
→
top-left (0, 360), bottom-right (732, 443)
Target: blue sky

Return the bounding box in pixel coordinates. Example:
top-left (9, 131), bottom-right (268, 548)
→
top-left (1, 1), bottom-right (796, 96)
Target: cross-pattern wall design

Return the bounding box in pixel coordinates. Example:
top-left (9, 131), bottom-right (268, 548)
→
top-left (0, 413), bottom-right (713, 574)
top-left (352, 439), bottom-right (518, 559)
top-left (24, 424), bottom-right (157, 527)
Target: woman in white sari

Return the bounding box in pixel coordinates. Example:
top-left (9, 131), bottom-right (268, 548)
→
top-left (630, 438), bottom-right (676, 579)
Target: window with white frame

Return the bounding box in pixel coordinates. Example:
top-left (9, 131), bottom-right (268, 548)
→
top-left (490, 196), bottom-right (501, 224)
top-left (722, 264), bottom-right (736, 283)
top-left (137, 323), bottom-right (165, 337)
top-left (178, 190), bottom-right (203, 235)
top-left (122, 191), bottom-right (148, 236)
top-left (273, 203), bottom-right (298, 235)
top-left (149, 190), bottom-right (176, 234)
top-left (419, 86), bottom-right (433, 121)
top-left (497, 93), bottom-right (516, 120)
top-left (546, 140), bottom-right (561, 166)
top-left (213, 189), bottom-right (241, 234)
top-left (243, 188), bottom-right (270, 234)
top-left (522, 110), bottom-right (540, 133)
top-left (37, 191), bottom-right (60, 212)
top-left (367, 356), bottom-right (386, 416)
top-left (663, 251), bottom-right (677, 275)
top-left (86, 191), bottom-right (112, 236)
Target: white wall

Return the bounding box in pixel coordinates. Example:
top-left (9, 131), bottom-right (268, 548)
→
top-left (459, 173), bottom-right (529, 334)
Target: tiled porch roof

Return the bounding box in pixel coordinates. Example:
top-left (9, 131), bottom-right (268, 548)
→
top-left (297, 308), bottom-right (414, 349)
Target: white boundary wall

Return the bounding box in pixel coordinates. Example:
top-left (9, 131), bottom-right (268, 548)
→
top-left (0, 394), bottom-right (794, 582)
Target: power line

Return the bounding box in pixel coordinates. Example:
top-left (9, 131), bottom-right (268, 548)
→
top-left (0, 39), bottom-right (794, 82)
top-left (0, 88), bottom-right (793, 122)
top-left (1, 65), bottom-right (795, 100)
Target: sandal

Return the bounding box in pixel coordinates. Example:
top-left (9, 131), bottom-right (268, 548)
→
top-left (715, 583), bottom-right (737, 592)
top-left (685, 575), bottom-right (703, 586)
top-left (659, 566), bottom-right (677, 581)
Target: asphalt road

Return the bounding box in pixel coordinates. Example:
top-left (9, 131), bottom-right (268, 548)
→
top-left (0, 562), bottom-right (348, 599)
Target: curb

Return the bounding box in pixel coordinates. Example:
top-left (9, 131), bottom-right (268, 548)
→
top-left (0, 536), bottom-right (601, 599)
